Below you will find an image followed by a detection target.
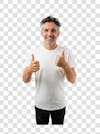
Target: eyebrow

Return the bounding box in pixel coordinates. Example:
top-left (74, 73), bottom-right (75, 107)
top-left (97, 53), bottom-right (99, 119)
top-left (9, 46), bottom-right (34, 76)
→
top-left (44, 28), bottom-right (56, 30)
top-left (42, 27), bottom-right (59, 31)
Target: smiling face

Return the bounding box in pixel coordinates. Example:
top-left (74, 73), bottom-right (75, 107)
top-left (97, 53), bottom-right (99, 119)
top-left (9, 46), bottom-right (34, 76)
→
top-left (41, 22), bottom-right (60, 44)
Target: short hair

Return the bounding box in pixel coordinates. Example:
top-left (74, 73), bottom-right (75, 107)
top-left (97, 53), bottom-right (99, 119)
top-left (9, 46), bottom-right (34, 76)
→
top-left (40, 16), bottom-right (61, 27)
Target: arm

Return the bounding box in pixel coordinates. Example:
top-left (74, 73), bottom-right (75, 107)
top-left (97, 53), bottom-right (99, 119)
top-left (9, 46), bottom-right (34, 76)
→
top-left (22, 67), bottom-right (33, 83)
top-left (55, 49), bottom-right (76, 83)
top-left (63, 62), bottom-right (76, 83)
top-left (22, 54), bottom-right (40, 83)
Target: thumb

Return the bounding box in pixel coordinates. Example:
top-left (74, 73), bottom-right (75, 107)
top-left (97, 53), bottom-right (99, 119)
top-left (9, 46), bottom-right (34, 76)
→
top-left (61, 49), bottom-right (65, 57)
top-left (32, 54), bottom-right (35, 61)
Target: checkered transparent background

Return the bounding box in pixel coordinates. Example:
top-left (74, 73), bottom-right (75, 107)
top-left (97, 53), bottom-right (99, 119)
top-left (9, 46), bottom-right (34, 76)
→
top-left (0, 0), bottom-right (100, 133)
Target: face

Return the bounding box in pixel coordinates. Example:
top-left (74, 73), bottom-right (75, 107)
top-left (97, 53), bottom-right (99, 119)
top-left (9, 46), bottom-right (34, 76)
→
top-left (41, 22), bottom-right (60, 44)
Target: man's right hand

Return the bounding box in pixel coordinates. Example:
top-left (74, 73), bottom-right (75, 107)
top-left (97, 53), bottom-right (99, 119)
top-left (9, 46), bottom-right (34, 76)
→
top-left (29, 54), bottom-right (40, 73)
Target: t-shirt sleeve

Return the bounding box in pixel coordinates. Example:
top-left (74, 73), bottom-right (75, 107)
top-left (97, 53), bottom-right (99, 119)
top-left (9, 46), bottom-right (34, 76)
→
top-left (24, 50), bottom-right (32, 67)
top-left (64, 47), bottom-right (75, 68)
top-left (67, 50), bottom-right (75, 68)
top-left (24, 48), bottom-right (36, 67)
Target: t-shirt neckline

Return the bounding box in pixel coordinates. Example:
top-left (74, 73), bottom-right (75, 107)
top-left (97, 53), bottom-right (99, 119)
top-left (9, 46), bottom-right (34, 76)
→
top-left (42, 45), bottom-right (59, 52)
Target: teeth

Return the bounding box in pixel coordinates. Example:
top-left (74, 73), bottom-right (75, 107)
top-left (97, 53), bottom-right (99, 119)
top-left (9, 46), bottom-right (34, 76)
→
top-left (46, 37), bottom-right (54, 41)
top-left (47, 37), bottom-right (53, 39)
top-left (48, 38), bottom-right (52, 39)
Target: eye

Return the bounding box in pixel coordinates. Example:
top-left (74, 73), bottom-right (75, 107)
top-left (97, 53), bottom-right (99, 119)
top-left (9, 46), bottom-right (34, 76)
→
top-left (51, 29), bottom-right (56, 32)
top-left (44, 29), bottom-right (48, 32)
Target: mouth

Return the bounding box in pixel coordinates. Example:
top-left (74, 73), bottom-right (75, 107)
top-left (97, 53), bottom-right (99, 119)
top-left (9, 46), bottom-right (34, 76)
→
top-left (46, 36), bottom-right (54, 41)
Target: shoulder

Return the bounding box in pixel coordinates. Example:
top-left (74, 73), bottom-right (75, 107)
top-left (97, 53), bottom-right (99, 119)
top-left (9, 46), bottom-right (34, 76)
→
top-left (27, 45), bottom-right (41, 54)
top-left (63, 46), bottom-right (75, 57)
top-left (58, 45), bottom-right (71, 56)
top-left (25, 45), bottom-right (40, 61)
top-left (34, 45), bottom-right (42, 53)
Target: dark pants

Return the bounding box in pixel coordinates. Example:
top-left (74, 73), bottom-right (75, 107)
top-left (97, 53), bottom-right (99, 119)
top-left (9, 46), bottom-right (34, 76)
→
top-left (35, 106), bottom-right (66, 125)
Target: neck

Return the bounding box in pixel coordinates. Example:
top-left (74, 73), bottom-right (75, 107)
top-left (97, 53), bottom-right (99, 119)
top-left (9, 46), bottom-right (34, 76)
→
top-left (44, 42), bottom-right (57, 50)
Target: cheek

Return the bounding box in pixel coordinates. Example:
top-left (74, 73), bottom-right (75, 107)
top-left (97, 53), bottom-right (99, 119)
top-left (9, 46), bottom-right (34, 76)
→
top-left (41, 33), bottom-right (46, 37)
top-left (55, 32), bottom-right (59, 37)
top-left (54, 35), bottom-right (59, 38)
top-left (41, 31), bottom-right (46, 36)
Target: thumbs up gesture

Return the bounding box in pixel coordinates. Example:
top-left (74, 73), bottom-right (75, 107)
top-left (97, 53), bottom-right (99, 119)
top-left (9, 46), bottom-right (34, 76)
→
top-left (55, 49), bottom-right (67, 69)
top-left (29, 54), bottom-right (40, 73)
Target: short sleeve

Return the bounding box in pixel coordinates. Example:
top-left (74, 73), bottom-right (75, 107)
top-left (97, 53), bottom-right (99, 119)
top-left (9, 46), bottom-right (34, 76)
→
top-left (67, 50), bottom-right (75, 68)
top-left (63, 46), bottom-right (75, 68)
top-left (24, 48), bottom-right (36, 67)
top-left (24, 50), bottom-right (32, 67)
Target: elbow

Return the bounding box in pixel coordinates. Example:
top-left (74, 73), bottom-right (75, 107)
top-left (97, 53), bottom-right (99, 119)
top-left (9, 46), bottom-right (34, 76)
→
top-left (69, 78), bottom-right (76, 83)
top-left (22, 78), bottom-right (28, 83)
top-left (23, 79), bottom-right (29, 83)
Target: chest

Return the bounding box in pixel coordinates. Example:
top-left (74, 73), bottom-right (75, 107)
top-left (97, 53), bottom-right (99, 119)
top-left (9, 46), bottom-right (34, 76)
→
top-left (36, 52), bottom-right (59, 68)
top-left (34, 49), bottom-right (66, 78)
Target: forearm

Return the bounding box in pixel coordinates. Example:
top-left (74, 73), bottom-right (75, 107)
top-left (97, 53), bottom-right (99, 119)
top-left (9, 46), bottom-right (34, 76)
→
top-left (23, 67), bottom-right (33, 83)
top-left (63, 63), bottom-right (76, 83)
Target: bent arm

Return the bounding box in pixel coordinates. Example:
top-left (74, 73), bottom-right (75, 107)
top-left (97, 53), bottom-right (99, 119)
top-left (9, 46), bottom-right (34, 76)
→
top-left (22, 67), bottom-right (33, 83)
top-left (63, 63), bottom-right (76, 83)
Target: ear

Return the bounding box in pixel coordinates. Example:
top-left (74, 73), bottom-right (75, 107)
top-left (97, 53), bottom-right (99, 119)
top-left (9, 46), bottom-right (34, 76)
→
top-left (57, 30), bottom-right (60, 36)
top-left (41, 27), bottom-right (44, 37)
top-left (41, 29), bottom-right (43, 36)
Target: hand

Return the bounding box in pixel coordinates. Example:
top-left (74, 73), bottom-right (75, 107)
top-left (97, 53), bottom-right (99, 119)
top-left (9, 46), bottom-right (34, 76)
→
top-left (29, 54), bottom-right (40, 73)
top-left (55, 49), bottom-right (67, 69)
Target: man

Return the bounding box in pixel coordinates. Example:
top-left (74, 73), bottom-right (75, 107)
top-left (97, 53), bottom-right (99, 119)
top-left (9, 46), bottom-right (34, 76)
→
top-left (22, 16), bottom-right (76, 125)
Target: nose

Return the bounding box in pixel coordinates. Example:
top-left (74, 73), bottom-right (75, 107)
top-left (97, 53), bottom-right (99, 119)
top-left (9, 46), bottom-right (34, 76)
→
top-left (47, 30), bottom-right (53, 36)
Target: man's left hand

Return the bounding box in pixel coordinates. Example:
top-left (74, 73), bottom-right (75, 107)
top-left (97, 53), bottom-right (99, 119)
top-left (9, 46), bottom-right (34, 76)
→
top-left (55, 49), bottom-right (67, 69)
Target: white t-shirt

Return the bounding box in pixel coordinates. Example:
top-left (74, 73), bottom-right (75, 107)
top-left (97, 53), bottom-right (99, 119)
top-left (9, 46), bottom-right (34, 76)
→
top-left (25, 45), bottom-right (75, 111)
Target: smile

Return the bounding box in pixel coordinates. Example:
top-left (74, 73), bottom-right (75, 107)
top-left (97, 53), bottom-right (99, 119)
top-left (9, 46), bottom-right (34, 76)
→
top-left (46, 37), bottom-right (54, 40)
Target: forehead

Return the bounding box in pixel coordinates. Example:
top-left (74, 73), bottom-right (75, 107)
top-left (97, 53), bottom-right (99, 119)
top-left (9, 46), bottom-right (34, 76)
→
top-left (41, 22), bottom-right (58, 30)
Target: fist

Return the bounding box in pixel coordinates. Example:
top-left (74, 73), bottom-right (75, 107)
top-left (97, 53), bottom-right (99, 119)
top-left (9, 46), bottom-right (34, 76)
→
top-left (55, 49), bottom-right (67, 68)
top-left (29, 54), bottom-right (40, 72)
